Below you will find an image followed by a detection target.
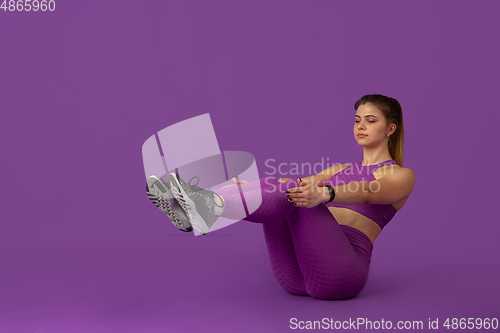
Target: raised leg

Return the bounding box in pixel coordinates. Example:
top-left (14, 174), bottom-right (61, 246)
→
top-left (213, 178), bottom-right (373, 299)
top-left (214, 178), bottom-right (307, 295)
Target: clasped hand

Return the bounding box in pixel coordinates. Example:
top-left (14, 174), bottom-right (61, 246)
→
top-left (286, 179), bottom-right (325, 208)
top-left (221, 177), bottom-right (325, 208)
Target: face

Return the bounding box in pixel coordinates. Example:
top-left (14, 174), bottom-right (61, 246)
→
top-left (354, 103), bottom-right (395, 147)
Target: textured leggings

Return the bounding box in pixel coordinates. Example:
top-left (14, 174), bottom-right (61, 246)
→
top-left (212, 177), bottom-right (374, 300)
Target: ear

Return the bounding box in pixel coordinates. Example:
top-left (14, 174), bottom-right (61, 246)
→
top-left (387, 123), bottom-right (397, 136)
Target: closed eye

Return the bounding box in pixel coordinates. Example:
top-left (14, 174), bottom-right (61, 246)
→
top-left (355, 120), bottom-right (375, 123)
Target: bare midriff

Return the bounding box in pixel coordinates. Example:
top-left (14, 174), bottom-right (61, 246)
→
top-left (328, 207), bottom-right (383, 244)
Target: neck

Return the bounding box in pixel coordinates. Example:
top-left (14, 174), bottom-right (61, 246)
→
top-left (360, 145), bottom-right (392, 166)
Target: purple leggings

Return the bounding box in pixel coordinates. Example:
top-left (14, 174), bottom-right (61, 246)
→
top-left (213, 177), bottom-right (373, 300)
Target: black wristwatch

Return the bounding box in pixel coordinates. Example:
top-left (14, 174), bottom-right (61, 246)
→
top-left (325, 185), bottom-right (336, 203)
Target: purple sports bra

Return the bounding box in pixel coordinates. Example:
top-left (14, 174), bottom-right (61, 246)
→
top-left (324, 159), bottom-right (398, 229)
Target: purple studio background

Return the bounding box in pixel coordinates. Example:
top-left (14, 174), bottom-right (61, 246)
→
top-left (1, 1), bottom-right (499, 332)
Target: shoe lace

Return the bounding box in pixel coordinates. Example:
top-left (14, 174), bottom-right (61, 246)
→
top-left (188, 176), bottom-right (224, 208)
top-left (188, 176), bottom-right (203, 190)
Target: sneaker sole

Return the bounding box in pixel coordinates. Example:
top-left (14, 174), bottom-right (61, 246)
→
top-left (146, 176), bottom-right (193, 232)
top-left (168, 173), bottom-right (210, 235)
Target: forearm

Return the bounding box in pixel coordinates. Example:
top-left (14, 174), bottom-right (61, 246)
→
top-left (278, 176), bottom-right (325, 186)
top-left (329, 182), bottom-right (371, 205)
top-left (301, 175), bottom-right (326, 187)
top-left (286, 179), bottom-right (370, 208)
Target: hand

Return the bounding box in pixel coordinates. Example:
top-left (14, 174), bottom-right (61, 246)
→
top-left (221, 177), bottom-right (248, 188)
top-left (286, 178), bottom-right (325, 208)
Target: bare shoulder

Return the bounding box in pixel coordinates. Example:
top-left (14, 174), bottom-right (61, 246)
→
top-left (370, 165), bottom-right (415, 207)
top-left (376, 164), bottom-right (415, 185)
top-left (401, 167), bottom-right (416, 185)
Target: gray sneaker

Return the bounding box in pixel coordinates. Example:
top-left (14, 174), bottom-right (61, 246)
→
top-left (167, 173), bottom-right (224, 235)
top-left (146, 175), bottom-right (193, 232)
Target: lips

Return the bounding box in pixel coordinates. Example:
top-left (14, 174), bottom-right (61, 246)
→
top-left (357, 134), bottom-right (367, 137)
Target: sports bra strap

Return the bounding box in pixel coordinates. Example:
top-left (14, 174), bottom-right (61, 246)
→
top-left (357, 159), bottom-right (397, 172)
top-left (359, 159), bottom-right (397, 167)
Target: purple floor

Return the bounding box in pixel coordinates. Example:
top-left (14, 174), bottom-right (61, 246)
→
top-left (1, 200), bottom-right (498, 332)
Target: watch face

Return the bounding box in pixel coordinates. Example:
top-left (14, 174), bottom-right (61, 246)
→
top-left (329, 185), bottom-right (335, 202)
top-left (325, 185), bottom-right (332, 202)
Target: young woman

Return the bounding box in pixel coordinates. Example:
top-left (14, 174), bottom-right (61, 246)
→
top-left (146, 94), bottom-right (415, 300)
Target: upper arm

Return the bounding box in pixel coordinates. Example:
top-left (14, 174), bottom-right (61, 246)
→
top-left (368, 168), bottom-right (415, 205)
